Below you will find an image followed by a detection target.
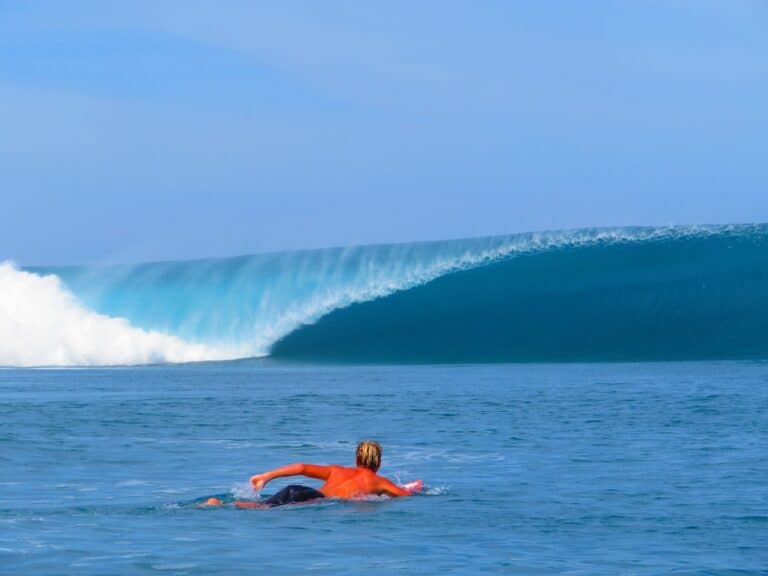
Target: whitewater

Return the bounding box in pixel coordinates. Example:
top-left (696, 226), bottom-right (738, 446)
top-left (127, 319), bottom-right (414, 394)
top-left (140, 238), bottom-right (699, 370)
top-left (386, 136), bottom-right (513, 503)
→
top-left (1, 224), bottom-right (766, 367)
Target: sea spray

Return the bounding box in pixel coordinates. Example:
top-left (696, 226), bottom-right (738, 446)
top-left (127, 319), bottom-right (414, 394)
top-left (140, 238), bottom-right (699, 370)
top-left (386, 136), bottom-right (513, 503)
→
top-left (0, 262), bottom-right (237, 366)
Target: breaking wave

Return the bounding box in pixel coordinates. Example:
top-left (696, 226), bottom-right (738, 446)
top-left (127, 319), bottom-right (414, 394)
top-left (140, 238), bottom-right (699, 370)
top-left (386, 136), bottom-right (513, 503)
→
top-left (2, 225), bottom-right (766, 366)
top-left (0, 263), bottom-right (236, 366)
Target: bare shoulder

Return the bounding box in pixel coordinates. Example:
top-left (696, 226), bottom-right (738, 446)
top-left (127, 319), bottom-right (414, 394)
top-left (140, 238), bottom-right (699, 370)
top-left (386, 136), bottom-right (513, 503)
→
top-left (373, 471), bottom-right (396, 483)
top-left (325, 464), bottom-right (350, 477)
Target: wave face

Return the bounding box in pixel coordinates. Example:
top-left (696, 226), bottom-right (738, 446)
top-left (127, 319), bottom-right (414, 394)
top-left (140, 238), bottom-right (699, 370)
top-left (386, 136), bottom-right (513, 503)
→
top-left (2, 225), bottom-right (767, 366)
top-left (271, 225), bottom-right (768, 362)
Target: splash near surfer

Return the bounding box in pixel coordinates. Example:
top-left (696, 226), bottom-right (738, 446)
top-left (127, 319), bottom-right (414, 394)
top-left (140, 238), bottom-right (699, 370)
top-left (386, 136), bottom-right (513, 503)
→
top-left (201, 441), bottom-right (423, 509)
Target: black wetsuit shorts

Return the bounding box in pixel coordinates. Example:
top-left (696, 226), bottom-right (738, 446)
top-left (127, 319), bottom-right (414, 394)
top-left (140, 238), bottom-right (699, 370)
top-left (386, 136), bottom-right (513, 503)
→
top-left (262, 485), bottom-right (325, 507)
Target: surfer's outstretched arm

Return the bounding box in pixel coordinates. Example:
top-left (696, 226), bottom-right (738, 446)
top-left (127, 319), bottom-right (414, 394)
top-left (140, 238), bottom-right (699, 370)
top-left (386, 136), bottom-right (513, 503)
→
top-left (375, 476), bottom-right (417, 497)
top-left (250, 463), bottom-right (331, 490)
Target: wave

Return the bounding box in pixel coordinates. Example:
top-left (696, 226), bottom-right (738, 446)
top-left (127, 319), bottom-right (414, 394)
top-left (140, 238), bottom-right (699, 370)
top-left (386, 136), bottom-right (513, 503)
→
top-left (2, 224), bottom-right (766, 366)
top-left (272, 225), bottom-right (768, 362)
top-left (0, 263), bottom-right (236, 366)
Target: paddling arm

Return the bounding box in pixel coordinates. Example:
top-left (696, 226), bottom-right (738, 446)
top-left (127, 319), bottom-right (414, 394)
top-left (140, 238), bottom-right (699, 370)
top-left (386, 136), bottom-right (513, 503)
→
top-left (375, 477), bottom-right (414, 497)
top-left (250, 463), bottom-right (331, 490)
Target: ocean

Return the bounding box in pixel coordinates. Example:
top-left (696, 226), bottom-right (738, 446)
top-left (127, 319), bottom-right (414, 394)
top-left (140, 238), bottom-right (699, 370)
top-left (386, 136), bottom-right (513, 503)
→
top-left (1, 225), bottom-right (767, 573)
top-left (1, 362), bottom-right (766, 574)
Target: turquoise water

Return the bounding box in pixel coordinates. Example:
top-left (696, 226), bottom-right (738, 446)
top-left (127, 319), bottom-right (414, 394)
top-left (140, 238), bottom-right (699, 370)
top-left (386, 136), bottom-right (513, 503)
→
top-left (2, 361), bottom-right (767, 574)
top-left (7, 224), bottom-right (766, 367)
top-left (273, 228), bottom-right (768, 362)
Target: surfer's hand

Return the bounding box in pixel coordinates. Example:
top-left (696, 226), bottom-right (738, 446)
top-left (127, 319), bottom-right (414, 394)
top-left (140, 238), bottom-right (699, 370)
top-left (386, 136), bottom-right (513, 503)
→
top-left (250, 474), bottom-right (267, 491)
top-left (405, 479), bottom-right (424, 494)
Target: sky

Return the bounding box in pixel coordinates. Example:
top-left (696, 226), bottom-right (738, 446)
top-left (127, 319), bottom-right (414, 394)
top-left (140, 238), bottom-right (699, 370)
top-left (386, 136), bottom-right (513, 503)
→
top-left (1, 1), bottom-right (767, 265)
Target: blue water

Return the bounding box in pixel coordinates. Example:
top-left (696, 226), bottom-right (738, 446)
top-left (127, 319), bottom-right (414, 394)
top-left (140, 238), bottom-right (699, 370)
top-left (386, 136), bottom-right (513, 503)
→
top-left (10, 223), bottom-right (766, 367)
top-left (273, 227), bottom-right (768, 362)
top-left (2, 225), bottom-right (768, 572)
top-left (2, 361), bottom-right (767, 574)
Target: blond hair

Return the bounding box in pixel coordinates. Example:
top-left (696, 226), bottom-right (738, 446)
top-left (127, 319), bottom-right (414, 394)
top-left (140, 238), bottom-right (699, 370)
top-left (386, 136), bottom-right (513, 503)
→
top-left (356, 440), bottom-right (382, 471)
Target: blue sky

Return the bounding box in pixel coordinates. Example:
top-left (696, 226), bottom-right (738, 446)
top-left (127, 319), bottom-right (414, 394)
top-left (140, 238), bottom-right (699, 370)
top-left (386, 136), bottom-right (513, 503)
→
top-left (1, 1), bottom-right (766, 265)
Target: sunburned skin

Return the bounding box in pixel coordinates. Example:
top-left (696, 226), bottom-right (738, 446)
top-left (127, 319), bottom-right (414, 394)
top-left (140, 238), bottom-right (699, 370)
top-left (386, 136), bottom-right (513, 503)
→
top-left (258, 463), bottom-right (414, 498)
top-left (200, 441), bottom-right (422, 509)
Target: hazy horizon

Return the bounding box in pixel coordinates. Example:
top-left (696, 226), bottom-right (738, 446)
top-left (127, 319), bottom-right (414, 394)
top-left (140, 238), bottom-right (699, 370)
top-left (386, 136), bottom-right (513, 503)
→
top-left (2, 1), bottom-right (766, 265)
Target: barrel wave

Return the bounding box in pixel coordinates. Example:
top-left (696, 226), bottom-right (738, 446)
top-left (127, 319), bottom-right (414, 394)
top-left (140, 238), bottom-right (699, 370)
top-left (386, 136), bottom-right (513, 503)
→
top-left (2, 225), bottom-right (767, 366)
top-left (272, 225), bottom-right (768, 362)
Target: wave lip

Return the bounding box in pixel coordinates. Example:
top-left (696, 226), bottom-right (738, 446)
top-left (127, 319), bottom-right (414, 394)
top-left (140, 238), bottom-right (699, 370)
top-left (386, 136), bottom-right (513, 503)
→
top-left (271, 224), bottom-right (768, 363)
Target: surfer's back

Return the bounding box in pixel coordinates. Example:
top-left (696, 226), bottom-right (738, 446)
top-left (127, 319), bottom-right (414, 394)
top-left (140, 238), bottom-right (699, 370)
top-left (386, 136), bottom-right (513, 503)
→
top-left (318, 465), bottom-right (401, 499)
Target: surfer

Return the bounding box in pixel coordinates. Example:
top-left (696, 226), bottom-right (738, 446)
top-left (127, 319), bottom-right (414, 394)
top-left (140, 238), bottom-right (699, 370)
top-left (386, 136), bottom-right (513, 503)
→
top-left (201, 440), bottom-right (421, 508)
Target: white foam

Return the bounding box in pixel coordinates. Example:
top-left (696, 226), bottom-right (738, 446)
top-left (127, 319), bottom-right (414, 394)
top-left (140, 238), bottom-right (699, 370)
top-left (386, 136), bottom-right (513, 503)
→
top-left (0, 262), bottom-right (238, 366)
top-left (230, 481), bottom-right (257, 499)
top-left (422, 484), bottom-right (451, 496)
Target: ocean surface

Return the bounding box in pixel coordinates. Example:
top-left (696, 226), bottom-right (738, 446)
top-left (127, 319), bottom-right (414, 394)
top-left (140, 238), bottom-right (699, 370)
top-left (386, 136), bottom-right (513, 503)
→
top-left (1, 225), bottom-right (767, 573)
top-left (3, 224), bottom-right (768, 367)
top-left (1, 361), bottom-right (767, 575)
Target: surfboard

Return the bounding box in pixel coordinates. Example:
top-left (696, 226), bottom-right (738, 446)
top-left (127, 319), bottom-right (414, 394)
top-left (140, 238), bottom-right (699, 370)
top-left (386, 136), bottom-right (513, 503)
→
top-left (400, 479), bottom-right (424, 493)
